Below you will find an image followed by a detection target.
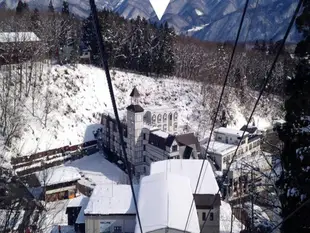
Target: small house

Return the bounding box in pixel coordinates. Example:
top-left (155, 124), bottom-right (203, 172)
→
top-left (36, 166), bottom-right (81, 202)
top-left (84, 184), bottom-right (139, 233)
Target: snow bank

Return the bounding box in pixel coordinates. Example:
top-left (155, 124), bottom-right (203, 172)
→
top-left (220, 201), bottom-right (243, 233)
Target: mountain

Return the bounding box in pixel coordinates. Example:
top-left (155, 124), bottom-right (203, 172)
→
top-left (0, 0), bottom-right (300, 42)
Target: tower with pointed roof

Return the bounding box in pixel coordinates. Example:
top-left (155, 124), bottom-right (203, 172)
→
top-left (126, 87), bottom-right (145, 177)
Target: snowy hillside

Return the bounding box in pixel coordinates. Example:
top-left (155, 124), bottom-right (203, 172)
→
top-left (0, 0), bottom-right (300, 42)
top-left (5, 64), bottom-right (282, 161)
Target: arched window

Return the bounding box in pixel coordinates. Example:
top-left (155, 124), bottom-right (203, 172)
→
top-left (163, 124), bottom-right (167, 131)
top-left (169, 113), bottom-right (172, 121)
top-left (174, 112), bottom-right (178, 120)
top-left (174, 123), bottom-right (178, 131)
top-left (152, 114), bottom-right (156, 123)
top-left (163, 113), bottom-right (167, 122)
top-left (157, 114), bottom-right (162, 123)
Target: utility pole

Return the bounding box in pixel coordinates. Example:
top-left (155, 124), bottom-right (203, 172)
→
top-left (251, 169), bottom-right (254, 233)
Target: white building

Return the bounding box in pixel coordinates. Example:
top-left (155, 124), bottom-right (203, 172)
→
top-left (135, 172), bottom-right (200, 233)
top-left (83, 159), bottom-right (220, 233)
top-left (150, 160), bottom-right (221, 233)
top-left (84, 184), bottom-right (139, 233)
top-left (99, 87), bottom-right (200, 178)
top-left (201, 127), bottom-right (262, 199)
top-left (201, 127), bottom-right (261, 171)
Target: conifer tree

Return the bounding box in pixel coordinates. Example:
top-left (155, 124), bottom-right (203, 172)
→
top-left (31, 8), bottom-right (40, 30)
top-left (62, 0), bottom-right (70, 16)
top-left (82, 14), bottom-right (100, 65)
top-left (16, 0), bottom-right (28, 15)
top-left (277, 1), bottom-right (310, 232)
top-left (48, 0), bottom-right (54, 13)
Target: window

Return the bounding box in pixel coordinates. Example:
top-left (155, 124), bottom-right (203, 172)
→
top-left (163, 124), bottom-right (167, 131)
top-left (202, 212), bottom-right (206, 221)
top-left (143, 145), bottom-right (146, 151)
top-left (174, 112), bottom-right (178, 120)
top-left (143, 156), bottom-right (146, 162)
top-left (218, 136), bottom-right (222, 140)
top-left (172, 145), bottom-right (178, 152)
top-left (152, 114), bottom-right (156, 123)
top-left (169, 113), bottom-right (172, 121)
top-left (143, 133), bottom-right (146, 140)
top-left (157, 114), bottom-right (162, 123)
top-left (163, 113), bottom-right (167, 122)
top-left (174, 123), bottom-right (178, 131)
top-left (114, 226), bottom-right (122, 232)
top-left (143, 166), bottom-right (146, 173)
top-left (210, 213), bottom-right (214, 221)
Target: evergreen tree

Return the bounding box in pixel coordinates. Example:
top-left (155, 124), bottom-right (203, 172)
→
top-left (220, 110), bottom-right (228, 127)
top-left (261, 40), bottom-right (267, 53)
top-left (48, 0), bottom-right (54, 13)
top-left (16, 0), bottom-right (28, 14)
top-left (277, 1), bottom-right (310, 232)
top-left (268, 39), bottom-right (276, 55)
top-left (253, 40), bottom-right (260, 51)
top-left (82, 14), bottom-right (100, 65)
top-left (162, 22), bottom-right (175, 75)
top-left (30, 8), bottom-right (40, 30)
top-left (62, 0), bottom-right (69, 16)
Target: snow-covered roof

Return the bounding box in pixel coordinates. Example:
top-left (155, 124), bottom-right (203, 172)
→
top-left (146, 105), bottom-right (173, 112)
top-left (36, 166), bottom-right (81, 187)
top-left (204, 140), bottom-right (237, 155)
top-left (67, 194), bottom-right (89, 208)
top-left (84, 184), bottom-right (139, 215)
top-left (215, 127), bottom-right (249, 137)
top-left (135, 172), bottom-right (200, 233)
top-left (0, 32), bottom-right (40, 43)
top-left (150, 160), bottom-right (219, 195)
top-left (151, 129), bottom-right (170, 138)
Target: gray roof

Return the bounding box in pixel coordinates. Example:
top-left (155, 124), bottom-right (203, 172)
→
top-left (126, 104), bottom-right (144, 113)
top-left (149, 133), bottom-right (175, 150)
top-left (0, 32), bottom-right (40, 43)
top-left (176, 133), bottom-right (201, 152)
top-left (130, 86), bottom-right (140, 98)
top-left (240, 125), bottom-right (258, 134)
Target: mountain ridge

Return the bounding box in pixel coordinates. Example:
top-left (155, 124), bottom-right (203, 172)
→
top-left (0, 0), bottom-right (300, 42)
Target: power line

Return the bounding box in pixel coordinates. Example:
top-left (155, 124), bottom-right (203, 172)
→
top-left (200, 0), bottom-right (304, 232)
top-left (269, 198), bottom-right (310, 233)
top-left (183, 0), bottom-right (251, 231)
top-left (88, 1), bottom-right (144, 232)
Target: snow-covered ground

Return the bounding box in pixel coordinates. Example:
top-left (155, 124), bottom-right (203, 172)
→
top-left (220, 201), bottom-right (244, 233)
top-left (38, 200), bottom-right (74, 233)
top-left (7, 64), bottom-right (282, 160)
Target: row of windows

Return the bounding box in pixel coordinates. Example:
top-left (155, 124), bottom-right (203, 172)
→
top-left (152, 112), bottom-right (178, 124)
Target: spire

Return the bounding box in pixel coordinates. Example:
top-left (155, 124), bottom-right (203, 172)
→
top-left (127, 86), bottom-right (144, 112)
top-left (130, 86), bottom-right (140, 98)
top-left (130, 86), bottom-right (140, 105)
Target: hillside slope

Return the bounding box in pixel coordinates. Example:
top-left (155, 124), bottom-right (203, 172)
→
top-left (3, 64), bottom-right (282, 162)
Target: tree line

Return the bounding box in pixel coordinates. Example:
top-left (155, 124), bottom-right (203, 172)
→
top-left (82, 10), bottom-right (175, 77)
top-left (81, 8), bottom-right (294, 96)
